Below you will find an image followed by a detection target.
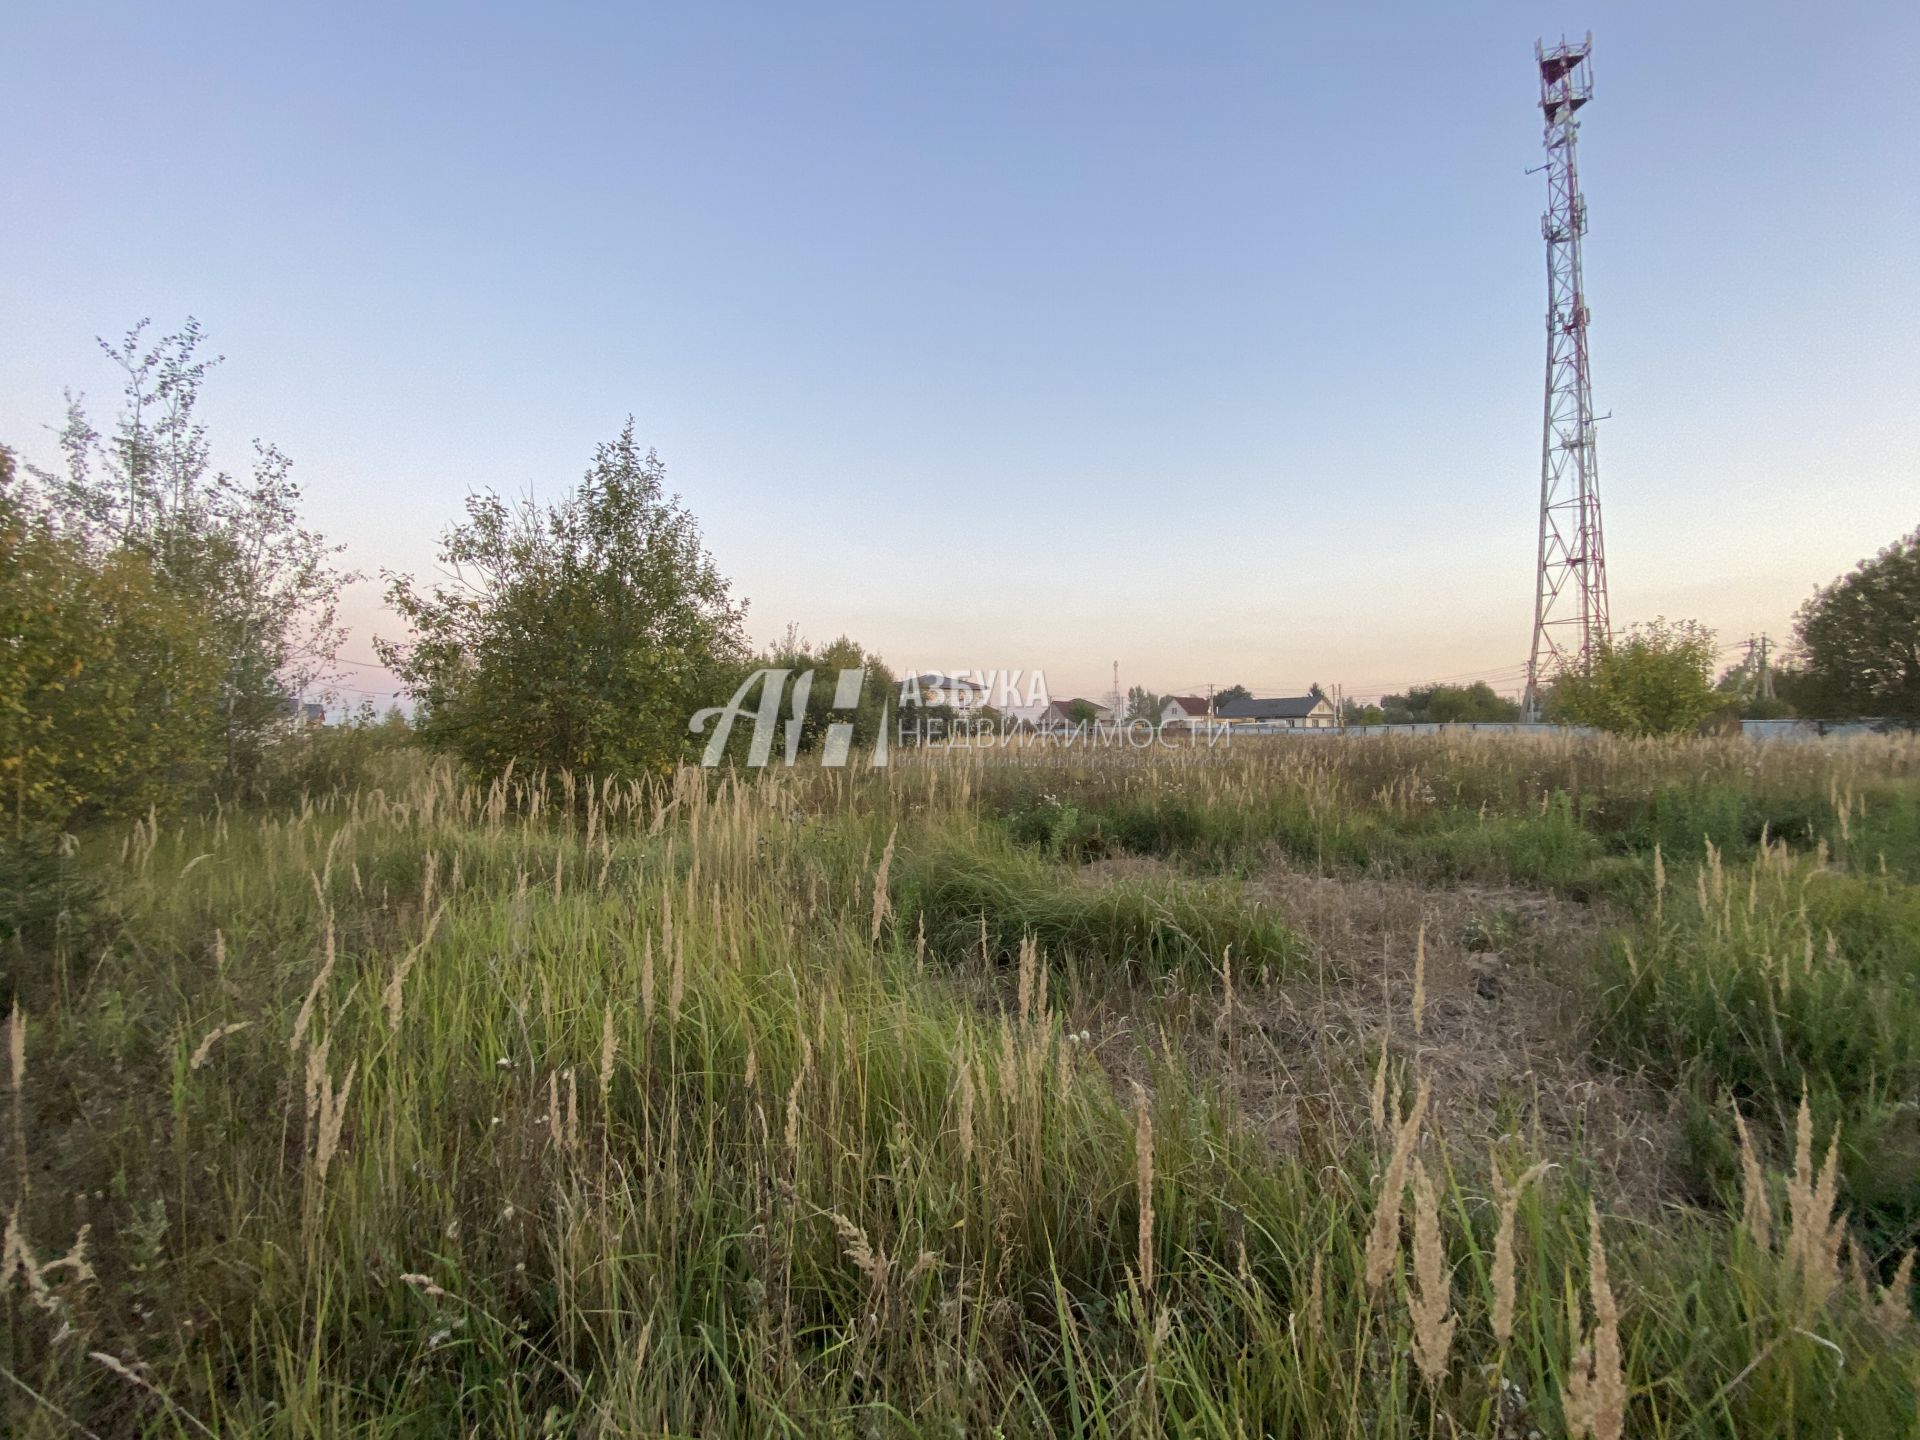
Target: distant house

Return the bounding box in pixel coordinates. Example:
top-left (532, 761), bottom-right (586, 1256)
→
top-left (1215, 695), bottom-right (1337, 730)
top-left (902, 672), bottom-right (991, 713)
top-left (1032, 698), bottom-right (1114, 732)
top-left (1159, 696), bottom-right (1211, 727)
top-left (278, 697), bottom-right (328, 728)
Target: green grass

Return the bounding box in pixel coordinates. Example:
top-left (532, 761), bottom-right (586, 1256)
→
top-left (891, 830), bottom-right (1305, 980)
top-left (1591, 847), bottom-right (1920, 1253)
top-left (4, 742), bottom-right (1919, 1435)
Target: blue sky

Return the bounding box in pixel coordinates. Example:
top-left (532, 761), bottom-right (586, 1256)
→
top-left (3, 1), bottom-right (1915, 706)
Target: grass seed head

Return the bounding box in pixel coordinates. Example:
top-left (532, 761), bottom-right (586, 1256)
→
top-left (291, 919), bottom-right (337, 1053)
top-left (1492, 1158), bottom-right (1551, 1346)
top-left (1407, 1158), bottom-right (1456, 1385)
top-left (189, 1022), bottom-right (250, 1071)
top-left (1875, 1249), bottom-right (1915, 1335)
top-left (1731, 1104), bottom-right (1773, 1252)
top-left (1369, 1040), bottom-right (1388, 1134)
top-left (1364, 1076), bottom-right (1429, 1292)
top-left (599, 1007), bottom-right (617, 1105)
top-left (1133, 1081), bottom-right (1155, 1296)
top-left (1785, 1093), bottom-right (1844, 1315)
top-left (6, 1004), bottom-right (23, 1092)
top-left (1564, 1203), bottom-right (1625, 1440)
top-left (1411, 923), bottom-right (1427, 1037)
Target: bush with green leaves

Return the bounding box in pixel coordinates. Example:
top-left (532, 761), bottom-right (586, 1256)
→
top-left (0, 446), bottom-right (225, 827)
top-left (29, 320), bottom-right (352, 786)
top-left (379, 422), bottom-right (748, 778)
top-left (1550, 617), bottom-right (1720, 736)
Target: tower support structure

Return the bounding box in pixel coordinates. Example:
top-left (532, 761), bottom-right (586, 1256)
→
top-left (1524, 33), bottom-right (1610, 718)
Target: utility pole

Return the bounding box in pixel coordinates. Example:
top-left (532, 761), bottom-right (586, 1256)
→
top-left (1523, 33), bottom-right (1611, 719)
top-left (1757, 633), bottom-right (1775, 700)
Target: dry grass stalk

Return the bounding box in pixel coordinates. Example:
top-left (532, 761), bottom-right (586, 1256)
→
top-left (667, 929), bottom-right (686, 1023)
top-left (1411, 923), bottom-right (1427, 1037)
top-left (1731, 1105), bottom-right (1773, 1251)
top-left (599, 1008), bottom-right (617, 1108)
top-left (7, 1003), bottom-right (23, 1189)
top-left (1133, 1081), bottom-right (1155, 1296)
top-left (291, 917), bottom-right (337, 1053)
top-left (1842, 1233), bottom-right (1872, 1304)
top-left (1016, 935), bottom-right (1038, 1028)
top-left (1783, 1095), bottom-right (1844, 1315)
top-left (4, 1208), bottom-right (94, 1313)
top-left (1491, 1158), bottom-right (1552, 1346)
top-left (1875, 1250), bottom-right (1915, 1335)
top-left (1407, 1158), bottom-right (1456, 1384)
top-left (1563, 1203), bottom-right (1626, 1440)
top-left (565, 1068), bottom-right (579, 1151)
top-left (90, 1350), bottom-right (218, 1439)
top-left (1363, 1076), bottom-right (1430, 1291)
top-left (641, 934), bottom-right (656, 1029)
top-left (382, 900), bottom-right (449, 1029)
top-left (189, 1022), bottom-right (251, 1071)
top-left (830, 1210), bottom-right (890, 1298)
top-left (401, 1271), bottom-right (453, 1300)
top-left (302, 1033), bottom-right (328, 1136)
top-left (871, 824), bottom-right (897, 942)
top-left (311, 1058), bottom-right (356, 1185)
top-left (1369, 1039), bottom-right (1388, 1134)
top-left (784, 1066), bottom-right (806, 1156)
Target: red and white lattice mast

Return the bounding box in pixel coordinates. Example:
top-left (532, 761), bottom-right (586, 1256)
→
top-left (1523, 32), bottom-right (1610, 718)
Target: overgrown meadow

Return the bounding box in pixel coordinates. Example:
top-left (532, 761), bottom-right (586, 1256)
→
top-left (5, 733), bottom-right (1920, 1436)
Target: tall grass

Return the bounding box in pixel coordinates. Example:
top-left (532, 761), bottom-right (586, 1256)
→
top-left (1, 743), bottom-right (1916, 1434)
top-left (1593, 835), bottom-right (1920, 1252)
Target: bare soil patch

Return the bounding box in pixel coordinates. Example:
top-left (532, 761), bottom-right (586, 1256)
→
top-left (1065, 853), bottom-right (1679, 1209)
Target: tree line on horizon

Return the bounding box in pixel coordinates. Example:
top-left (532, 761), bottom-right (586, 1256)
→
top-left (6, 316), bottom-right (1920, 831)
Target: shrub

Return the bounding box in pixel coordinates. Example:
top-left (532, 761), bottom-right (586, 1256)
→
top-left (1551, 618), bottom-right (1721, 736)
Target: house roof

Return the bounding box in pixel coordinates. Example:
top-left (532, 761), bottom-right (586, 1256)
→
top-left (1164, 695), bottom-right (1210, 716)
top-left (1216, 695), bottom-right (1327, 720)
top-left (1037, 698), bottom-right (1108, 721)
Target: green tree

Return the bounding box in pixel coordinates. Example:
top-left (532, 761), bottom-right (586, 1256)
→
top-left (755, 629), bottom-right (898, 757)
top-left (1125, 685), bottom-right (1164, 722)
top-left (1549, 619), bottom-right (1720, 736)
top-left (1213, 684), bottom-right (1252, 710)
top-left (1792, 527), bottom-right (1920, 723)
top-left (33, 319), bottom-right (352, 784)
top-left (1, 446), bottom-right (223, 828)
top-left (378, 423), bottom-right (747, 777)
top-left (1377, 681), bottom-right (1519, 724)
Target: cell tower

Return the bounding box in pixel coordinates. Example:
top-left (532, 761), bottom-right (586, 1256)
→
top-left (1523, 33), bottom-right (1610, 719)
